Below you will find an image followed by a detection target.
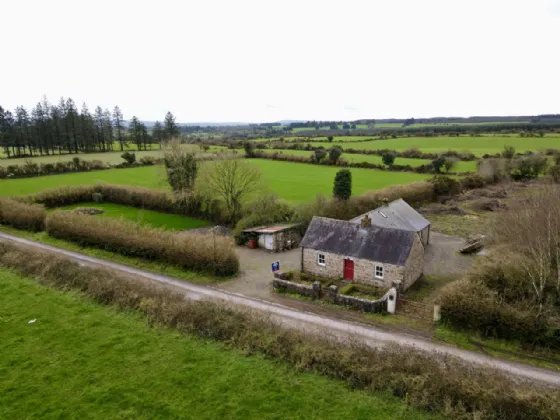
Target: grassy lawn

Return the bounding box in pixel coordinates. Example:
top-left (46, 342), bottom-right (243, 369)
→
top-left (0, 160), bottom-right (432, 202)
top-left (0, 267), bottom-right (436, 420)
top-left (53, 202), bottom-right (210, 231)
top-left (305, 135), bottom-right (560, 156)
top-left (0, 225), bottom-right (219, 284)
top-left (263, 149), bottom-right (477, 172)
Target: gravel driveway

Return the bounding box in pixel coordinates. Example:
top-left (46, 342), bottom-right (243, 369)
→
top-left (424, 231), bottom-right (475, 277)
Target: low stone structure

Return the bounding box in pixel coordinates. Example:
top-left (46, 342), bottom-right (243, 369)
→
top-left (272, 278), bottom-right (321, 299)
top-left (272, 275), bottom-right (395, 313)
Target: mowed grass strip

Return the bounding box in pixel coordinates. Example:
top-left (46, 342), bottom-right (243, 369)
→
top-left (0, 160), bottom-right (431, 201)
top-left (53, 202), bottom-right (210, 231)
top-left (0, 268), bottom-right (435, 420)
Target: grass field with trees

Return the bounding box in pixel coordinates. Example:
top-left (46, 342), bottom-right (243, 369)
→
top-left (0, 160), bottom-right (432, 201)
top-left (0, 268), bottom-right (433, 420)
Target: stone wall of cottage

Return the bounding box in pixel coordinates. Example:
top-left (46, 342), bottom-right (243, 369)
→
top-left (302, 248), bottom-right (404, 288)
top-left (419, 226), bottom-right (430, 246)
top-left (403, 235), bottom-right (424, 290)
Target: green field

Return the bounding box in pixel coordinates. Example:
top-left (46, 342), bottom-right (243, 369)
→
top-left (262, 149), bottom-right (477, 172)
top-left (308, 135), bottom-right (560, 156)
top-left (0, 268), bottom-right (434, 419)
top-left (53, 202), bottom-right (210, 231)
top-left (0, 160), bottom-right (431, 201)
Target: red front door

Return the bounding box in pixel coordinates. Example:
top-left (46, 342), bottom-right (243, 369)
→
top-left (343, 259), bottom-right (354, 281)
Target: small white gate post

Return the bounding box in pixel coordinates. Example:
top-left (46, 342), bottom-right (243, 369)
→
top-left (387, 287), bottom-right (397, 314)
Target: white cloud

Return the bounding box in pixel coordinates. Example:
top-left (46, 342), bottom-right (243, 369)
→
top-left (2, 0), bottom-right (558, 121)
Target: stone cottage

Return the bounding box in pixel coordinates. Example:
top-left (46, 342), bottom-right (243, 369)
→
top-left (300, 216), bottom-right (424, 291)
top-left (349, 198), bottom-right (431, 245)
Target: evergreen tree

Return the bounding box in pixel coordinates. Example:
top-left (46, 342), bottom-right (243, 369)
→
top-left (152, 121), bottom-right (164, 144)
top-left (128, 116), bottom-right (142, 150)
top-left (94, 106), bottom-right (106, 151)
top-left (163, 111), bottom-right (179, 140)
top-left (80, 103), bottom-right (94, 152)
top-left (112, 106), bottom-right (125, 151)
top-left (333, 169), bottom-right (352, 200)
top-left (103, 109), bottom-right (113, 150)
top-left (65, 98), bottom-right (79, 153)
top-left (15, 106), bottom-right (31, 156)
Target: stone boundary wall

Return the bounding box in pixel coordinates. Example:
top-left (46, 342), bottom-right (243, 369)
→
top-left (328, 285), bottom-right (388, 313)
top-left (272, 273), bottom-right (390, 313)
top-left (272, 278), bottom-right (321, 299)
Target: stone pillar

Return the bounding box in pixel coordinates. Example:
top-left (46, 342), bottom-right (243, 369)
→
top-left (328, 285), bottom-right (338, 303)
top-left (312, 281), bottom-right (321, 299)
top-left (387, 287), bottom-right (397, 314)
top-left (433, 305), bottom-right (441, 322)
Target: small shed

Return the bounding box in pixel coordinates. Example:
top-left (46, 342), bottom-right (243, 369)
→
top-left (243, 224), bottom-right (301, 252)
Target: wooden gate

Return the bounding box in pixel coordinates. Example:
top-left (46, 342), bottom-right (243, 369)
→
top-left (396, 297), bottom-right (435, 324)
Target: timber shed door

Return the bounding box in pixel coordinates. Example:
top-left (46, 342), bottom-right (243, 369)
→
top-left (343, 259), bottom-right (354, 281)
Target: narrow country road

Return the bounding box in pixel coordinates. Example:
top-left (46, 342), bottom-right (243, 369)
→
top-left (1, 232), bottom-right (559, 387)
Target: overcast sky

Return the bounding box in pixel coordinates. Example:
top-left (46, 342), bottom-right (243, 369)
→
top-left (2, 0), bottom-right (559, 122)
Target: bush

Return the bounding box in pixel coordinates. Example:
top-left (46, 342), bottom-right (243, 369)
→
top-left (139, 156), bottom-right (156, 165)
top-left (549, 164), bottom-right (560, 183)
top-left (460, 174), bottom-right (485, 190)
top-left (0, 198), bottom-right (46, 231)
top-left (429, 175), bottom-right (461, 197)
top-left (45, 211), bottom-right (239, 276)
top-left (381, 153), bottom-right (396, 167)
top-left (333, 169), bottom-right (352, 200)
top-left (1, 242), bottom-right (559, 420)
top-left (509, 154), bottom-right (548, 181)
top-left (121, 151), bottom-right (136, 164)
top-left (233, 195), bottom-right (294, 238)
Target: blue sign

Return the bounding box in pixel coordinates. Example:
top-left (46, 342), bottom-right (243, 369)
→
top-left (272, 261), bottom-right (280, 272)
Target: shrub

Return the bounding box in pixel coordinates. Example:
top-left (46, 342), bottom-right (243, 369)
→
top-left (509, 154), bottom-right (548, 181)
top-left (431, 156), bottom-right (446, 173)
top-left (45, 211), bottom-right (238, 276)
top-left (0, 198), bottom-right (46, 231)
top-left (333, 169), bottom-right (352, 200)
top-left (460, 174), bottom-right (485, 190)
top-left (502, 145), bottom-right (516, 159)
top-left (381, 153), bottom-right (396, 167)
top-left (121, 151), bottom-right (136, 164)
top-left (549, 164), bottom-right (560, 183)
top-left (233, 194), bottom-right (294, 238)
top-left (328, 146), bottom-right (342, 164)
top-left (163, 140), bottom-right (199, 192)
top-left (243, 141), bottom-right (255, 157)
top-left (429, 175), bottom-right (461, 197)
top-left (139, 156), bottom-right (156, 165)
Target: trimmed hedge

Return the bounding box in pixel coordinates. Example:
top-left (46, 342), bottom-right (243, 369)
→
top-left (0, 198), bottom-right (46, 231)
top-left (46, 211), bottom-right (238, 276)
top-left (0, 241), bottom-right (558, 420)
top-left (26, 184), bottom-right (225, 224)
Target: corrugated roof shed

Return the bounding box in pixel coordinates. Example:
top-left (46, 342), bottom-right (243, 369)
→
top-left (300, 216), bottom-right (415, 266)
top-left (243, 224), bottom-right (300, 234)
top-left (350, 198), bottom-right (430, 232)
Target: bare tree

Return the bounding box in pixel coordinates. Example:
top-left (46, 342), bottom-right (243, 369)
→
top-left (491, 185), bottom-right (560, 310)
top-left (200, 159), bottom-right (261, 221)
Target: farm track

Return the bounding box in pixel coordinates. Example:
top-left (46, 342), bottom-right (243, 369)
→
top-left (1, 231), bottom-right (559, 387)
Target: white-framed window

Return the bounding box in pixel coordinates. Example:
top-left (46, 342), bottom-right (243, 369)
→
top-left (375, 264), bottom-right (384, 279)
top-left (317, 253), bottom-right (326, 266)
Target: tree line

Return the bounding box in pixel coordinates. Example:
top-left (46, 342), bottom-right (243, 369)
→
top-left (0, 96), bottom-right (180, 158)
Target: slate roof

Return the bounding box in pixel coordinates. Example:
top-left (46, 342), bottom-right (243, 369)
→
top-left (350, 198), bottom-right (430, 232)
top-left (300, 216), bottom-right (416, 266)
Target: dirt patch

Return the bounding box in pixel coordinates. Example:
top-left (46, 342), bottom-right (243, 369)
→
top-left (73, 207), bottom-right (105, 215)
top-left (468, 198), bottom-right (507, 212)
top-left (419, 203), bottom-right (466, 216)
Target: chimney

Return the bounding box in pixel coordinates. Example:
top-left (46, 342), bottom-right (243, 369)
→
top-left (360, 214), bottom-right (372, 228)
top-left (382, 198), bottom-right (389, 206)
